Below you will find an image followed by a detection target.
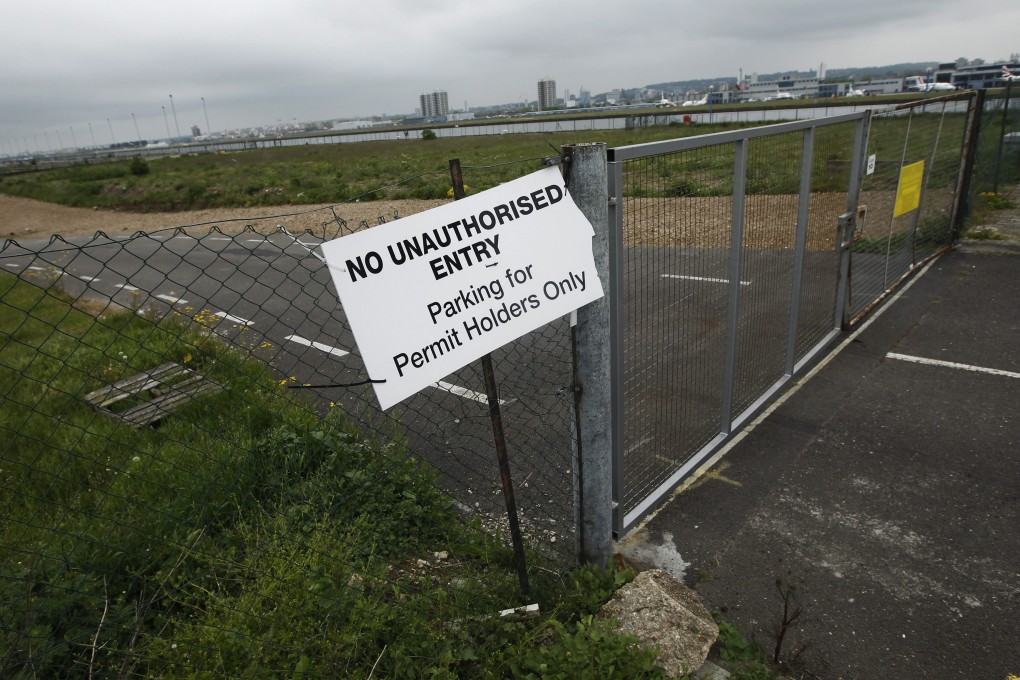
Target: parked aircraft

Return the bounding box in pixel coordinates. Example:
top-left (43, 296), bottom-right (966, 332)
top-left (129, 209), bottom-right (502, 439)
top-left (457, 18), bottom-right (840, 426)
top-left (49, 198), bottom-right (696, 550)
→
top-left (681, 95), bottom-right (707, 106)
top-left (1000, 66), bottom-right (1020, 82)
top-left (905, 76), bottom-right (956, 92)
top-left (764, 91), bottom-right (796, 101)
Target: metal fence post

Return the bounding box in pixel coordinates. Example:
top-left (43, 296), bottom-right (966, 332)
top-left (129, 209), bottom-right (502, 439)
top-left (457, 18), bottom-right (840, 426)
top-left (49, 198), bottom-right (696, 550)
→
top-left (563, 142), bottom-right (613, 565)
top-left (953, 89), bottom-right (985, 237)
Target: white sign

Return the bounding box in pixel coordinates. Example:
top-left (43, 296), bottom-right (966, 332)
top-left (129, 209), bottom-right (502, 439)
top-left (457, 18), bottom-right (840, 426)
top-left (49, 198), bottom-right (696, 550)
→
top-left (866, 154), bottom-right (877, 176)
top-left (321, 166), bottom-right (604, 410)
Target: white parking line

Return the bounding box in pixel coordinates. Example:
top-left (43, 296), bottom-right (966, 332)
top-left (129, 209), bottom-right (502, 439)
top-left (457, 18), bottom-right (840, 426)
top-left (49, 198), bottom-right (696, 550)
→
top-left (27, 266), bottom-right (46, 272)
top-left (207, 237), bottom-right (233, 242)
top-left (214, 311), bottom-right (253, 326)
top-left (156, 294), bottom-right (188, 304)
top-left (4, 263), bottom-right (21, 269)
top-left (115, 283), bottom-right (140, 291)
top-left (78, 275), bottom-right (100, 282)
top-left (886, 353), bottom-right (1020, 379)
top-left (433, 380), bottom-right (506, 405)
top-left (662, 274), bottom-right (751, 286)
top-left (284, 334), bottom-right (349, 357)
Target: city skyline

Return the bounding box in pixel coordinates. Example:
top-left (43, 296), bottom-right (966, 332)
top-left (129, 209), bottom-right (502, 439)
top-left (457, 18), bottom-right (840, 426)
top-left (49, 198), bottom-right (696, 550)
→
top-left (1, 0), bottom-right (1018, 152)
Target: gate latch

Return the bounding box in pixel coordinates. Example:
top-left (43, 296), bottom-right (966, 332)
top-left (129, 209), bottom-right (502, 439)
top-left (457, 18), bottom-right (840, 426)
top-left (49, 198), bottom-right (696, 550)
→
top-left (838, 205), bottom-right (868, 250)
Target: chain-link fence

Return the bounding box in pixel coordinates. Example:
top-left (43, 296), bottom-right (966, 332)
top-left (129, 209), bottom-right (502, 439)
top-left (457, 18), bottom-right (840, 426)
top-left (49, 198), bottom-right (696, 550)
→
top-left (1, 157), bottom-right (590, 676)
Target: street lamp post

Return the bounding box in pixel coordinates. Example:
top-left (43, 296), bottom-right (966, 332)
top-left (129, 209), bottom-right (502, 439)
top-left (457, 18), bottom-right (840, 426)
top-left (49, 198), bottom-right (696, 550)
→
top-left (162, 106), bottom-right (171, 139)
top-left (201, 97), bottom-right (211, 136)
top-left (169, 95), bottom-right (180, 138)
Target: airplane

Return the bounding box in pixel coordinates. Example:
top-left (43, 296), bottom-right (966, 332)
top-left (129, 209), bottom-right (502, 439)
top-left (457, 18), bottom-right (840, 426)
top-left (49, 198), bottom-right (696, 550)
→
top-left (904, 76), bottom-right (956, 93)
top-left (1000, 65), bottom-right (1020, 82)
top-left (681, 95), bottom-right (707, 107)
top-left (764, 91), bottom-right (795, 101)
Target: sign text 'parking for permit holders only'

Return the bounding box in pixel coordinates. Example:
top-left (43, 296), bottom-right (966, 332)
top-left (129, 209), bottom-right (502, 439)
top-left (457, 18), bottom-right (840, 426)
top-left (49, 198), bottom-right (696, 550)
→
top-left (321, 166), bottom-right (605, 410)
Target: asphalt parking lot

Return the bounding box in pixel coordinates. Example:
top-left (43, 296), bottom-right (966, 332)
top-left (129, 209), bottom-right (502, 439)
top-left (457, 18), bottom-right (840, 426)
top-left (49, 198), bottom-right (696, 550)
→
top-left (622, 248), bottom-right (1020, 679)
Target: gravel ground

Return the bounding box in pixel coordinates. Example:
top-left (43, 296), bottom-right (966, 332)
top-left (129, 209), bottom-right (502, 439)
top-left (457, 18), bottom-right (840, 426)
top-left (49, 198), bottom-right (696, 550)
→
top-left (959, 182), bottom-right (1020, 250)
top-left (0, 194), bottom-right (450, 242)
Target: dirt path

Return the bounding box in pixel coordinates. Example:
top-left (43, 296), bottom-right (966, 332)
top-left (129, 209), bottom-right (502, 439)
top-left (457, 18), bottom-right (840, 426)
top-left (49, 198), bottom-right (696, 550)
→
top-left (0, 194), bottom-right (450, 242)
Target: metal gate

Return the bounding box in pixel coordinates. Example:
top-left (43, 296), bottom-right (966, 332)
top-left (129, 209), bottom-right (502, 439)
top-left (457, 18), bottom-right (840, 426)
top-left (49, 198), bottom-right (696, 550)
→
top-left (848, 92), bottom-right (976, 322)
top-left (606, 93), bottom-right (978, 533)
top-left (607, 113), bottom-right (869, 533)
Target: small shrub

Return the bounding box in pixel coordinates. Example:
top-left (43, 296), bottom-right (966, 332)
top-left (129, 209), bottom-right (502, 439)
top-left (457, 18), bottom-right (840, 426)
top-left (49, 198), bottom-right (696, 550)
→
top-left (128, 156), bottom-right (150, 176)
top-left (421, 128), bottom-right (438, 140)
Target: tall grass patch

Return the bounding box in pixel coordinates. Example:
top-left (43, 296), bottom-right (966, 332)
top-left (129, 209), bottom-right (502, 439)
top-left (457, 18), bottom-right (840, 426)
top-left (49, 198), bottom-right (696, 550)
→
top-left (1, 272), bottom-right (663, 677)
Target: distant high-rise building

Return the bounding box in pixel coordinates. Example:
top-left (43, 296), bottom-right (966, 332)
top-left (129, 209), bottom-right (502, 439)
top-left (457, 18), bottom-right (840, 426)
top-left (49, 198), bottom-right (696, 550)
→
top-left (419, 90), bottom-right (449, 118)
top-left (537, 78), bottom-right (556, 110)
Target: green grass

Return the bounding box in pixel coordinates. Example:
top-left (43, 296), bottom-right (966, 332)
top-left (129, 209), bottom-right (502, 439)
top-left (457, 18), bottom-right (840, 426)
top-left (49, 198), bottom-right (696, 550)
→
top-left (0, 271), bottom-right (670, 678)
top-left (0, 109), bottom-right (973, 211)
top-left (0, 122), bottom-right (847, 211)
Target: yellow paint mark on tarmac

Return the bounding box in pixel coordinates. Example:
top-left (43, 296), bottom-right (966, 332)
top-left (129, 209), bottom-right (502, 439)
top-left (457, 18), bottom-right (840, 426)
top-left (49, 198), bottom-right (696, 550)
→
top-left (681, 461), bottom-right (742, 494)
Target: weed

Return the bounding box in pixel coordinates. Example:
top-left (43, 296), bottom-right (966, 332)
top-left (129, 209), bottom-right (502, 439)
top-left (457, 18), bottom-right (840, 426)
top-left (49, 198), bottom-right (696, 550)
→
top-left (978, 191), bottom-right (1017, 210)
top-left (712, 619), bottom-right (773, 679)
top-left (771, 576), bottom-right (804, 665)
top-left (513, 615), bottom-right (670, 679)
top-left (963, 225), bottom-right (1008, 240)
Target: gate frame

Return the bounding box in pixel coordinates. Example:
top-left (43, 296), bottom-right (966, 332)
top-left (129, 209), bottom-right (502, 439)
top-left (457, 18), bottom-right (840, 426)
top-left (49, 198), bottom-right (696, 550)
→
top-left (606, 112), bottom-right (871, 534)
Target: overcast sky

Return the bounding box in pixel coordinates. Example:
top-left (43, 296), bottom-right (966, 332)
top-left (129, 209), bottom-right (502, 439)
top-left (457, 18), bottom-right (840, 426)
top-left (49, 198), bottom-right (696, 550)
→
top-left (2, 0), bottom-right (1017, 153)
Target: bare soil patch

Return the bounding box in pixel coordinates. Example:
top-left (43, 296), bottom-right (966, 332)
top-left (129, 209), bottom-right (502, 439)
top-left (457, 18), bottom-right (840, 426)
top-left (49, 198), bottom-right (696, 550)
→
top-left (0, 194), bottom-right (450, 242)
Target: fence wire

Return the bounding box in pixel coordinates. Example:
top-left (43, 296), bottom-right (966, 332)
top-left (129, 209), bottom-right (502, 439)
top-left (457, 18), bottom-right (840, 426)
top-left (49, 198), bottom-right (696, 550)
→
top-left (850, 93), bottom-right (974, 320)
top-left (610, 114), bottom-right (864, 530)
top-left (967, 84), bottom-right (1020, 201)
top-left (0, 158), bottom-right (581, 676)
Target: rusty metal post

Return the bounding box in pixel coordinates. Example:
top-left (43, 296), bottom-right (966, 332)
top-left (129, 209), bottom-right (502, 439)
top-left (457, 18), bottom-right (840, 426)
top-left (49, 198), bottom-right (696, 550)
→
top-left (993, 81), bottom-right (1013, 193)
top-left (448, 158), bottom-right (530, 596)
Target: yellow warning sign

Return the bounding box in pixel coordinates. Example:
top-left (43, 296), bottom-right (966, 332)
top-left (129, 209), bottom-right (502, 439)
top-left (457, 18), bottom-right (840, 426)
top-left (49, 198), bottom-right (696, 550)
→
top-left (893, 160), bottom-right (925, 217)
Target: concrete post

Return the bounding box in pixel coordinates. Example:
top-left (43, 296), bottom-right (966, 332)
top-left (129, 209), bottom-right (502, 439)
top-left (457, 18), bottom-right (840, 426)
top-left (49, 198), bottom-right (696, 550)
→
top-left (563, 143), bottom-right (613, 565)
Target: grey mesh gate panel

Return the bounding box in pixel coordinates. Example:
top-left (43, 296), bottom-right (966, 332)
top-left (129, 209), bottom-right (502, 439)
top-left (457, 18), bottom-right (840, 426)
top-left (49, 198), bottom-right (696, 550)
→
top-left (608, 114), bottom-right (868, 532)
top-left (849, 94), bottom-right (975, 321)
